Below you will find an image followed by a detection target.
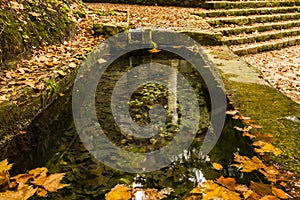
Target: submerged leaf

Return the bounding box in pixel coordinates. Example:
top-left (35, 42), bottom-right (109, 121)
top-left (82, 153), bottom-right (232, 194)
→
top-left (105, 184), bottom-right (132, 200)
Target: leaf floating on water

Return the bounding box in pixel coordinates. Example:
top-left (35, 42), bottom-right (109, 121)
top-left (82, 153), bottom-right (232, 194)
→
top-left (41, 173), bottom-right (70, 192)
top-left (105, 184), bottom-right (132, 200)
top-left (212, 163), bottom-right (223, 171)
top-left (148, 48), bottom-right (161, 54)
top-left (232, 154), bottom-right (265, 173)
top-left (191, 180), bottom-right (241, 200)
top-left (216, 176), bottom-right (236, 190)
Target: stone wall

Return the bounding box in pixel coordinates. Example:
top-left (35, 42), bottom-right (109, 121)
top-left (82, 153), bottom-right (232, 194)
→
top-left (83, 0), bottom-right (205, 7)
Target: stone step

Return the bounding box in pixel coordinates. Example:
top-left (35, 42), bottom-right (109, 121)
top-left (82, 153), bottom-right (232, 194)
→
top-left (192, 6), bottom-right (300, 18)
top-left (207, 12), bottom-right (300, 26)
top-left (223, 27), bottom-right (300, 45)
top-left (218, 20), bottom-right (300, 36)
top-left (201, 1), bottom-right (300, 9)
top-left (231, 35), bottom-right (300, 55)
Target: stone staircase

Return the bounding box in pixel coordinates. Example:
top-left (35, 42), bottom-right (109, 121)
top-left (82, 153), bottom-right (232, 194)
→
top-left (193, 0), bottom-right (300, 55)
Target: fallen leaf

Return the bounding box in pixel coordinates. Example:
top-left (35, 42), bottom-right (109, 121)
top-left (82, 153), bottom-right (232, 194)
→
top-left (68, 62), bottom-right (77, 68)
top-left (226, 110), bottom-right (238, 115)
top-left (54, 70), bottom-right (66, 77)
top-left (36, 188), bottom-right (48, 197)
top-left (271, 187), bottom-right (289, 199)
top-left (212, 163), bottom-right (223, 171)
top-left (105, 184), bottom-right (132, 200)
top-left (249, 181), bottom-right (272, 196)
top-left (216, 176), bottom-right (236, 190)
top-left (39, 173), bottom-right (69, 192)
top-left (29, 167), bottom-right (48, 177)
top-left (253, 141), bottom-right (282, 156)
top-left (260, 195), bottom-right (279, 200)
top-left (13, 173), bottom-right (34, 184)
top-left (148, 49), bottom-right (161, 53)
top-left (0, 159), bottom-right (12, 186)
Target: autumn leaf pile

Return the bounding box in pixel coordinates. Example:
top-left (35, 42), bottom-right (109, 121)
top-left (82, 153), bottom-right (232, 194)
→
top-left (0, 159), bottom-right (69, 200)
top-left (243, 45), bottom-right (300, 104)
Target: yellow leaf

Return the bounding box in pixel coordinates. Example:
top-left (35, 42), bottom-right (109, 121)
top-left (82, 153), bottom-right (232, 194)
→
top-left (196, 181), bottom-right (241, 200)
top-left (271, 187), bottom-right (289, 199)
top-left (0, 159), bottom-right (12, 186)
top-left (0, 159), bottom-right (13, 173)
top-left (212, 163), bottom-right (223, 171)
top-left (105, 184), bottom-right (132, 200)
top-left (253, 141), bottom-right (282, 156)
top-left (232, 155), bottom-right (265, 173)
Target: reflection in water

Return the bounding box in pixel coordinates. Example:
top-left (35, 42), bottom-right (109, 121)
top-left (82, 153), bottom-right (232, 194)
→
top-left (1, 50), bottom-right (258, 199)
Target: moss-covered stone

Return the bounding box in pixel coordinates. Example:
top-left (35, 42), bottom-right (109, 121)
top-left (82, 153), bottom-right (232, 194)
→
top-left (83, 0), bottom-right (205, 7)
top-left (204, 46), bottom-right (300, 175)
top-left (0, 0), bottom-right (76, 69)
top-left (233, 38), bottom-right (300, 56)
top-left (208, 13), bottom-right (300, 26)
top-left (92, 23), bottom-right (130, 37)
top-left (201, 1), bottom-right (300, 10)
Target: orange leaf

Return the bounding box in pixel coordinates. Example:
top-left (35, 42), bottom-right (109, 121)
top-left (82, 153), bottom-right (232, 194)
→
top-left (36, 188), bottom-right (48, 197)
top-left (216, 176), bottom-right (236, 190)
top-left (148, 49), bottom-right (161, 54)
top-left (13, 173), bottom-right (34, 184)
top-left (42, 173), bottom-right (69, 192)
top-left (271, 187), bottom-right (289, 199)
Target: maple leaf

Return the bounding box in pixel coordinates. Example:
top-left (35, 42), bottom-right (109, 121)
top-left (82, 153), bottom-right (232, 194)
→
top-left (105, 184), bottom-right (132, 200)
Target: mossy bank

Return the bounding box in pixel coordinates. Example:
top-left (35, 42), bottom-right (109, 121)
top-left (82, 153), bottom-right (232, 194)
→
top-left (0, 0), bottom-right (76, 69)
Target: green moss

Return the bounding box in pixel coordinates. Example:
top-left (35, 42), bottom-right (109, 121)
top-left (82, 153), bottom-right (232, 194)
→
top-left (223, 80), bottom-right (300, 175)
top-left (0, 0), bottom-right (76, 69)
